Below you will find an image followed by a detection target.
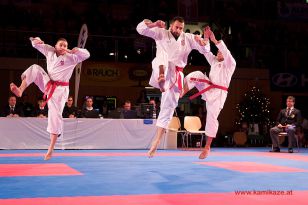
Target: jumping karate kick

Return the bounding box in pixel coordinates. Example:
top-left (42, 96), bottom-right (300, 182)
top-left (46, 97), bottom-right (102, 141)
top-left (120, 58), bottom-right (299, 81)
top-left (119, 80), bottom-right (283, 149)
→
top-left (10, 37), bottom-right (90, 160)
top-left (136, 16), bottom-right (210, 157)
top-left (183, 27), bottom-right (236, 159)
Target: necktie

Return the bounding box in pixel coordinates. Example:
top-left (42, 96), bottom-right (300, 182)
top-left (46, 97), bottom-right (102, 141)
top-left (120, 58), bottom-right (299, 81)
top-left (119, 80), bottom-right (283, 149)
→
top-left (10, 106), bottom-right (14, 113)
top-left (287, 108), bottom-right (291, 116)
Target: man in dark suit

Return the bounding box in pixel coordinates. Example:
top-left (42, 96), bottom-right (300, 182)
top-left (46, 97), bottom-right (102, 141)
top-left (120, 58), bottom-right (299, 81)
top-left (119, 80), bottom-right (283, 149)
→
top-left (2, 96), bottom-right (24, 117)
top-left (270, 96), bottom-right (302, 153)
top-left (120, 100), bottom-right (138, 119)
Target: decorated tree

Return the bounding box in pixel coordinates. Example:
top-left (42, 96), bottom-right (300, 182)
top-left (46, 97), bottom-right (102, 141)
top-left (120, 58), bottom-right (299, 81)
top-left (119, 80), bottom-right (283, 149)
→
top-left (236, 87), bottom-right (272, 127)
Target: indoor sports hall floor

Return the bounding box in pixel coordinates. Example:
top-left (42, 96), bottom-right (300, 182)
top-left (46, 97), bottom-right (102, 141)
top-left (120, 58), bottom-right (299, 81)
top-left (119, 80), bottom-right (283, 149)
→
top-left (0, 148), bottom-right (308, 205)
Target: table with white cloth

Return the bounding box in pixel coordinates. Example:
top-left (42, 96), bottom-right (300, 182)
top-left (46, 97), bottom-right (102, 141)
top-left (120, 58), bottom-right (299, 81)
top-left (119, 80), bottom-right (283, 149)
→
top-left (0, 118), bottom-right (177, 149)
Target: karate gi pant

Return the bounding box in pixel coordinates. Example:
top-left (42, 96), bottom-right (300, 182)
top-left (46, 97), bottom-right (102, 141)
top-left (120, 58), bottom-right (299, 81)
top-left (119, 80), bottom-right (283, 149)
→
top-left (21, 64), bottom-right (69, 135)
top-left (149, 53), bottom-right (169, 89)
top-left (185, 71), bottom-right (224, 138)
top-left (154, 61), bottom-right (182, 129)
top-left (156, 85), bottom-right (181, 129)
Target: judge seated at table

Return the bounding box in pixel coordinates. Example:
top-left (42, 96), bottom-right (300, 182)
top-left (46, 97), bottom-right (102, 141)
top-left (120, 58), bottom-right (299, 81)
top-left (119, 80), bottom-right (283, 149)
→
top-left (81, 96), bottom-right (100, 118)
top-left (270, 96), bottom-right (302, 153)
top-left (2, 96), bottom-right (24, 117)
top-left (120, 100), bottom-right (138, 119)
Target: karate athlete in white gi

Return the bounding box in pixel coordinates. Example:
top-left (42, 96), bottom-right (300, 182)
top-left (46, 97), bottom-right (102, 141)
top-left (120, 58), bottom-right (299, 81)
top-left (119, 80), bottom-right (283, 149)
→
top-left (183, 27), bottom-right (236, 159)
top-left (136, 16), bottom-right (210, 157)
top-left (10, 37), bottom-right (90, 160)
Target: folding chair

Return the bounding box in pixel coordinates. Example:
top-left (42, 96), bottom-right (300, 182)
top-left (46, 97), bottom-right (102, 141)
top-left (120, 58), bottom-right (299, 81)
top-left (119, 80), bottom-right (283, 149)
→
top-left (184, 116), bottom-right (207, 149)
top-left (277, 126), bottom-right (300, 152)
top-left (233, 131), bottom-right (247, 146)
top-left (167, 116), bottom-right (186, 148)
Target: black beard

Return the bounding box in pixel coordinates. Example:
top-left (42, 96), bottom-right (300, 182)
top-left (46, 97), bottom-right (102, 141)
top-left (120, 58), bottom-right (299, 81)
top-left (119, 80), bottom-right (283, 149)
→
top-left (171, 31), bottom-right (179, 40)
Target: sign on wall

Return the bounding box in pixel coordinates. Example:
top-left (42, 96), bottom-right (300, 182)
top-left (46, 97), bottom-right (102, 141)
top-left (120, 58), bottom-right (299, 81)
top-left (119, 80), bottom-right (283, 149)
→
top-left (81, 62), bottom-right (151, 87)
top-left (270, 71), bottom-right (308, 91)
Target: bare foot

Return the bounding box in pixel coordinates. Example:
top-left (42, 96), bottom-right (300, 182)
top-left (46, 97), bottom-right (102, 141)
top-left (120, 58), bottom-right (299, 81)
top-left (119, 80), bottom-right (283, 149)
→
top-left (10, 83), bottom-right (22, 97)
top-left (44, 151), bottom-right (53, 160)
top-left (158, 74), bottom-right (165, 92)
top-left (199, 147), bottom-right (210, 159)
top-left (148, 140), bottom-right (160, 158)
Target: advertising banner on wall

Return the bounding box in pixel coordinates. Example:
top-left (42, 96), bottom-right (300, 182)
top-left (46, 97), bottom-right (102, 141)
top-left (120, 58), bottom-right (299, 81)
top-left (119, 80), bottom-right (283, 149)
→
top-left (80, 62), bottom-right (152, 87)
top-left (270, 71), bottom-right (308, 92)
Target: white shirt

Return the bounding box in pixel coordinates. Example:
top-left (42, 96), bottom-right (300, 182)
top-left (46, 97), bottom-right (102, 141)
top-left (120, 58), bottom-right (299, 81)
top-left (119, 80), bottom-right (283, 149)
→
top-left (86, 107), bottom-right (94, 111)
top-left (32, 41), bottom-right (90, 82)
top-left (286, 107), bottom-right (294, 114)
top-left (136, 20), bottom-right (210, 68)
top-left (203, 40), bottom-right (236, 108)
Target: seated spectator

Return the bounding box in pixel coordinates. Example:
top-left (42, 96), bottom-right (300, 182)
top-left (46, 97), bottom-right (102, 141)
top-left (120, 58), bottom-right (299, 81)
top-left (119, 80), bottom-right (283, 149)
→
top-left (33, 99), bottom-right (48, 118)
top-left (123, 100), bottom-right (132, 111)
top-left (2, 96), bottom-right (24, 117)
top-left (270, 96), bottom-right (302, 153)
top-left (81, 96), bottom-right (99, 118)
top-left (149, 98), bottom-right (159, 119)
top-left (121, 100), bottom-right (137, 119)
top-left (63, 96), bottom-right (79, 118)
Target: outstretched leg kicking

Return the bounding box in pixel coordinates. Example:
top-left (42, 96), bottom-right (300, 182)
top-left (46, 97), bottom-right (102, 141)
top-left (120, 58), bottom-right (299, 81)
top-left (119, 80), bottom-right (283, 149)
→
top-left (10, 80), bottom-right (27, 97)
top-left (10, 64), bottom-right (57, 160)
top-left (11, 64), bottom-right (48, 97)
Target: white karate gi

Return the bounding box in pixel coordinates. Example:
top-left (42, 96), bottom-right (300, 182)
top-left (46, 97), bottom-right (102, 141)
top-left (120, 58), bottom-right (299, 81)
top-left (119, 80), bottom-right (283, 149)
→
top-left (186, 40), bottom-right (236, 137)
top-left (150, 44), bottom-right (168, 89)
top-left (21, 39), bottom-right (90, 134)
top-left (137, 20), bottom-right (210, 128)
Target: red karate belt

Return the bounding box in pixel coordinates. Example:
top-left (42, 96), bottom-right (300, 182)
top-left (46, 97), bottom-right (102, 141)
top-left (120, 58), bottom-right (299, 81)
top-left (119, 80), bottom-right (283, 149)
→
top-left (189, 77), bottom-right (228, 100)
top-left (42, 80), bottom-right (69, 107)
top-left (169, 66), bottom-right (184, 91)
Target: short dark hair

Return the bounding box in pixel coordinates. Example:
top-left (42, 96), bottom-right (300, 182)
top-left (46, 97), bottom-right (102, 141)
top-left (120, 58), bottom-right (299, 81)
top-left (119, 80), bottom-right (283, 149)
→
top-left (125, 100), bottom-right (131, 104)
top-left (57, 38), bottom-right (68, 43)
top-left (171, 16), bottom-right (184, 24)
top-left (8, 95), bottom-right (16, 100)
top-left (287, 96), bottom-right (295, 102)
